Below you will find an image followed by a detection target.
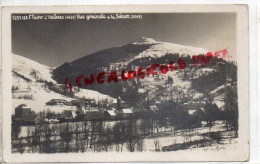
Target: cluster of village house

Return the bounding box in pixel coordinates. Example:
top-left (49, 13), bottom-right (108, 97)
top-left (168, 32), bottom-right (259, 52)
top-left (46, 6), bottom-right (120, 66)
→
top-left (14, 97), bottom-right (153, 125)
top-left (14, 96), bottom-right (222, 126)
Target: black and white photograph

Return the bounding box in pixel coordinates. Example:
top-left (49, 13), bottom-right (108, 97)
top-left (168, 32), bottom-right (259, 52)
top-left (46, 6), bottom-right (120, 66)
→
top-left (2, 5), bottom-right (249, 162)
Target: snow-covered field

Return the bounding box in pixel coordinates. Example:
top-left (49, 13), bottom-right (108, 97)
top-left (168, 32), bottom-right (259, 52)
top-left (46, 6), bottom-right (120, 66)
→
top-left (17, 120), bottom-right (237, 154)
top-left (143, 123), bottom-right (227, 151)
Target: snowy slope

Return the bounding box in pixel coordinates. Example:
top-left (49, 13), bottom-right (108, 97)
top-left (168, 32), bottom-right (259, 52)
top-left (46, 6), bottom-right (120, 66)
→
top-left (131, 38), bottom-right (208, 102)
top-left (12, 54), bottom-right (115, 113)
top-left (131, 37), bottom-right (208, 60)
top-left (13, 54), bottom-right (56, 83)
top-left (74, 88), bottom-right (115, 100)
top-left (51, 37), bottom-right (211, 103)
top-left (209, 83), bottom-right (232, 110)
top-left (12, 54), bottom-right (72, 113)
top-left (210, 83), bottom-right (231, 96)
top-left (12, 73), bottom-right (75, 113)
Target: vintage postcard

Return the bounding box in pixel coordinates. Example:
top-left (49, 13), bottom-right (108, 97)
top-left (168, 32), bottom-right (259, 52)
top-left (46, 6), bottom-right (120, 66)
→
top-left (2, 5), bottom-right (249, 162)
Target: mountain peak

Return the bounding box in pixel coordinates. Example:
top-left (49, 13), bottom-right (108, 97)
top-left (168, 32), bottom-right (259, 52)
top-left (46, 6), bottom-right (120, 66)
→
top-left (131, 37), bottom-right (157, 45)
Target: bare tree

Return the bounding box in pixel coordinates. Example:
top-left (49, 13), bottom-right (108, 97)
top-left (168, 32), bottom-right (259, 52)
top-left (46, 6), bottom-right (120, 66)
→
top-left (25, 127), bottom-right (32, 153)
top-left (17, 139), bottom-right (25, 154)
top-left (83, 121), bottom-right (89, 149)
top-left (79, 137), bottom-right (86, 153)
top-left (89, 121), bottom-right (97, 149)
top-left (99, 127), bottom-right (112, 152)
top-left (11, 116), bottom-right (21, 142)
top-left (167, 76), bottom-right (174, 101)
top-left (126, 136), bottom-right (138, 152)
top-left (113, 121), bottom-right (127, 152)
top-left (74, 122), bottom-right (80, 152)
top-left (154, 139), bottom-right (161, 152)
top-left (223, 86), bottom-right (238, 137)
top-left (125, 120), bottom-right (139, 152)
top-left (31, 126), bottom-right (41, 153)
top-left (136, 138), bottom-right (144, 152)
top-left (60, 122), bottom-right (73, 152)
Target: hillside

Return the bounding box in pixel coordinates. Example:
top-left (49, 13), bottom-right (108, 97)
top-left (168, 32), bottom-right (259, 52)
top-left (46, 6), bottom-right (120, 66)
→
top-left (52, 37), bottom-right (236, 106)
top-left (12, 54), bottom-right (114, 113)
top-left (53, 37), bottom-right (208, 80)
top-left (12, 54), bottom-right (56, 83)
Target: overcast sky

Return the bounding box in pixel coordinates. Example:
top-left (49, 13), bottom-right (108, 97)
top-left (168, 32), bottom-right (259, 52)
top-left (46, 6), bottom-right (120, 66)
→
top-left (12, 13), bottom-right (236, 67)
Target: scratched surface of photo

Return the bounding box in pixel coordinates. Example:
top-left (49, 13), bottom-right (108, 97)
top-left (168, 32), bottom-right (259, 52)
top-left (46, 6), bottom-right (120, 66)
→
top-left (2, 5), bottom-right (249, 162)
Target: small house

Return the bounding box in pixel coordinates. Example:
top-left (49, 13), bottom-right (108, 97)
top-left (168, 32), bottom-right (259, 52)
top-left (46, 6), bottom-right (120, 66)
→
top-left (184, 101), bottom-right (204, 111)
top-left (117, 108), bottom-right (133, 119)
top-left (44, 118), bottom-right (60, 124)
top-left (15, 104), bottom-right (32, 118)
top-left (84, 110), bottom-right (104, 121)
top-left (104, 108), bottom-right (117, 119)
top-left (109, 97), bottom-right (134, 119)
top-left (18, 114), bottom-right (43, 125)
top-left (60, 110), bottom-right (77, 122)
top-left (46, 99), bottom-right (71, 106)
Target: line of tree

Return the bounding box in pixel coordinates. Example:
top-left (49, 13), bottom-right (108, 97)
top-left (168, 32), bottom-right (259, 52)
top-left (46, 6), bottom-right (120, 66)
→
top-left (12, 119), bottom-right (150, 153)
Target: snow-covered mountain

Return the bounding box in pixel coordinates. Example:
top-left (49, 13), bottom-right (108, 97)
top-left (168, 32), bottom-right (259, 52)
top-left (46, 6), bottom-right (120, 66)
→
top-left (131, 37), bottom-right (208, 60)
top-left (12, 54), bottom-right (114, 113)
top-left (53, 37), bottom-right (209, 82)
top-left (52, 37), bottom-right (235, 105)
top-left (53, 37), bottom-right (208, 78)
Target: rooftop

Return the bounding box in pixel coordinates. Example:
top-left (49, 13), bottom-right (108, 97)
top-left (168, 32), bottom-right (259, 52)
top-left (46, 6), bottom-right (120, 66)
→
top-left (19, 114), bottom-right (39, 121)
